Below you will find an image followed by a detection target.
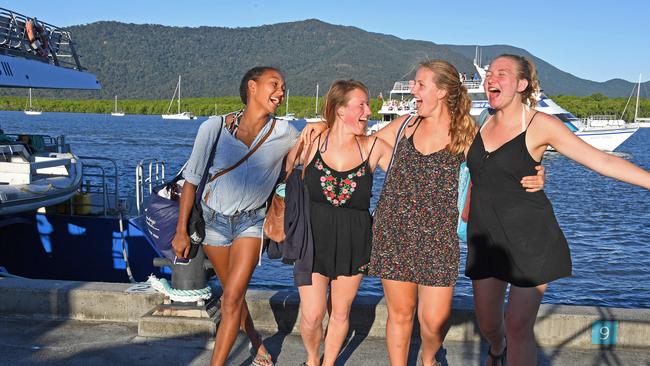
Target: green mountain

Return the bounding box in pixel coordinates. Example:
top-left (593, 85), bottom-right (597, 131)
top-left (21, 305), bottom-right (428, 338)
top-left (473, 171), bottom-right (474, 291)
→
top-left (4, 20), bottom-right (648, 99)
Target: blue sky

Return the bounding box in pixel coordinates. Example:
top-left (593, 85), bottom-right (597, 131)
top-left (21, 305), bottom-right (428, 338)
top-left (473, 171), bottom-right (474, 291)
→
top-left (5, 0), bottom-right (649, 83)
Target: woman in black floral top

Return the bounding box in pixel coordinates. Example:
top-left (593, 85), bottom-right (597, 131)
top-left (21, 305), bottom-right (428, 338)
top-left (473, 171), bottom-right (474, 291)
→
top-left (294, 80), bottom-right (393, 366)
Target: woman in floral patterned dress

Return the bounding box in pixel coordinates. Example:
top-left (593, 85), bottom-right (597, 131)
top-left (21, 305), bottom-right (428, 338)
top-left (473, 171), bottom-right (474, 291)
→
top-left (367, 60), bottom-right (545, 366)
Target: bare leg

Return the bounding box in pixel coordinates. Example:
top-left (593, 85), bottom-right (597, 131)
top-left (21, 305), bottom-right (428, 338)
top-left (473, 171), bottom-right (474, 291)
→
top-left (208, 244), bottom-right (269, 359)
top-left (382, 279), bottom-right (417, 366)
top-left (505, 284), bottom-right (546, 366)
top-left (298, 273), bottom-right (330, 366)
top-left (321, 274), bottom-right (363, 366)
top-left (204, 237), bottom-right (261, 366)
top-left (472, 278), bottom-right (508, 366)
top-left (417, 285), bottom-right (454, 366)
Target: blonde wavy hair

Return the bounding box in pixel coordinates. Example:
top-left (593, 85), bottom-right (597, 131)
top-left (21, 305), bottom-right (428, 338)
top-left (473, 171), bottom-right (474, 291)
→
top-left (493, 54), bottom-right (540, 107)
top-left (419, 60), bottom-right (476, 155)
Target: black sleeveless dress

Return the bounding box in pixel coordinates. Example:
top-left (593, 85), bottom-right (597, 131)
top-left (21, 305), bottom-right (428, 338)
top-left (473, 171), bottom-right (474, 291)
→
top-left (465, 117), bottom-right (572, 287)
top-left (303, 138), bottom-right (376, 279)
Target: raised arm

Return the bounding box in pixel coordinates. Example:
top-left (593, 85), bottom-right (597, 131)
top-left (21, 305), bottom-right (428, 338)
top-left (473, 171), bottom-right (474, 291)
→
top-left (371, 114), bottom-right (410, 149)
top-left (299, 120), bottom-right (327, 146)
top-left (531, 114), bottom-right (650, 189)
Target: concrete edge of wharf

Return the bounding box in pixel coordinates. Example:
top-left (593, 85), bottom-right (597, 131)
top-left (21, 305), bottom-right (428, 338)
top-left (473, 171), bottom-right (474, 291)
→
top-left (0, 277), bottom-right (648, 350)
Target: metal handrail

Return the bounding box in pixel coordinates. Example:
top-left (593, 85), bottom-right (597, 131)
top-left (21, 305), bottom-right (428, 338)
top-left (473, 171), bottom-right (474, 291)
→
top-left (135, 158), bottom-right (166, 215)
top-left (0, 7), bottom-right (85, 70)
top-left (76, 156), bottom-right (120, 216)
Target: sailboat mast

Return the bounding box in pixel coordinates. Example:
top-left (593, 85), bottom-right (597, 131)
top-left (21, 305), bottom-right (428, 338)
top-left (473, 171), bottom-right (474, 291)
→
top-left (634, 74), bottom-right (642, 122)
top-left (315, 84), bottom-right (319, 114)
top-left (114, 95), bottom-right (118, 111)
top-left (286, 89), bottom-right (289, 114)
top-left (178, 75), bottom-right (182, 114)
top-left (29, 88), bottom-right (32, 108)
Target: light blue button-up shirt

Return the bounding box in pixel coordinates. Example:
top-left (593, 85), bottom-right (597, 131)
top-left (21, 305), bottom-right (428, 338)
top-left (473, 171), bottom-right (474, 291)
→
top-left (183, 115), bottom-right (299, 215)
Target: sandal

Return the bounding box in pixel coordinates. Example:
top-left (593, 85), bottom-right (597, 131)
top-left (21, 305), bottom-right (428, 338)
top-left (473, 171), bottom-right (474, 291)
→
top-left (487, 345), bottom-right (507, 366)
top-left (252, 351), bottom-right (274, 366)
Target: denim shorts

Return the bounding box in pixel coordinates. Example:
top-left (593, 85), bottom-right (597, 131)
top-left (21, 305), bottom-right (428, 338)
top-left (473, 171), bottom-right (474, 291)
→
top-left (201, 202), bottom-right (266, 247)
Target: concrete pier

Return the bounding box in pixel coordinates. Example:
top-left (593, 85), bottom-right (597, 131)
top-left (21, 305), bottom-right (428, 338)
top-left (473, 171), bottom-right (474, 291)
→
top-left (1, 277), bottom-right (649, 365)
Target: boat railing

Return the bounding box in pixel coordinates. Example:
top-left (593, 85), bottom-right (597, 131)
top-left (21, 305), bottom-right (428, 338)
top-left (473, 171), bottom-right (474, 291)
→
top-left (3, 133), bottom-right (70, 154)
top-left (463, 80), bottom-right (482, 90)
top-left (76, 156), bottom-right (120, 217)
top-left (0, 7), bottom-right (85, 70)
top-left (390, 81), bottom-right (413, 94)
top-left (587, 115), bottom-right (618, 121)
top-left (135, 158), bottom-right (166, 215)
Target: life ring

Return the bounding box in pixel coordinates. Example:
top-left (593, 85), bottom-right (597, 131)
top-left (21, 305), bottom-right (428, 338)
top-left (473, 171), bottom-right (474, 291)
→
top-left (25, 19), bottom-right (49, 58)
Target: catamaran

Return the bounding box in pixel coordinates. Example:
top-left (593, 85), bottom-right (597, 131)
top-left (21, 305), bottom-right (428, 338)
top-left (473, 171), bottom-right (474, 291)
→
top-left (161, 75), bottom-right (196, 120)
top-left (23, 88), bottom-right (42, 115)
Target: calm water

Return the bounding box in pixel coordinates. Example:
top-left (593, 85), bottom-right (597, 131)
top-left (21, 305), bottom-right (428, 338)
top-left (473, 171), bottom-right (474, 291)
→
top-left (2, 111), bottom-right (649, 308)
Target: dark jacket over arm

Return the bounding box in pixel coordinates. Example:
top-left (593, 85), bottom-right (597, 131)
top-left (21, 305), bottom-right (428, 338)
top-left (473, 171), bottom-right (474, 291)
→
top-left (283, 168), bottom-right (314, 286)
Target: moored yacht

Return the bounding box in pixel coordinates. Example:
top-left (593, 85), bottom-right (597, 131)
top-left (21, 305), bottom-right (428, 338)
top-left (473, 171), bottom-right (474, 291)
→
top-left (162, 75), bottom-right (197, 120)
top-left (0, 7), bottom-right (100, 217)
top-left (534, 94), bottom-right (639, 151)
top-left (0, 6), bottom-right (164, 282)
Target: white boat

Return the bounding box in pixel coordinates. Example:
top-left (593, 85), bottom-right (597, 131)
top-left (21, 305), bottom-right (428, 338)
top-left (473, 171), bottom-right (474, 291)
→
top-left (162, 75), bottom-right (196, 120)
top-left (277, 89), bottom-right (296, 121)
top-left (0, 7), bottom-right (99, 216)
top-left (304, 84), bottom-right (324, 123)
top-left (377, 80), bottom-right (417, 122)
top-left (636, 118), bottom-right (650, 128)
top-left (535, 95), bottom-right (638, 151)
top-left (0, 137), bottom-right (82, 215)
top-left (23, 88), bottom-right (42, 115)
top-left (111, 95), bottom-right (125, 116)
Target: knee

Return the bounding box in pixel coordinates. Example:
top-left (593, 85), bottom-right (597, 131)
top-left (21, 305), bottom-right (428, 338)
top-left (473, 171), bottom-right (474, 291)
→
top-left (301, 310), bottom-right (325, 330)
top-left (419, 315), bottom-right (448, 336)
top-left (328, 308), bottom-right (351, 325)
top-left (477, 316), bottom-right (504, 338)
top-left (220, 292), bottom-right (244, 316)
top-left (387, 306), bottom-right (415, 325)
top-left (505, 314), bottom-right (535, 341)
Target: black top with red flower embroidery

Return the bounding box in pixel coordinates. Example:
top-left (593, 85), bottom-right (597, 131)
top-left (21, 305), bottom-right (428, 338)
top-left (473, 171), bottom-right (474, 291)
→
top-left (304, 143), bottom-right (375, 210)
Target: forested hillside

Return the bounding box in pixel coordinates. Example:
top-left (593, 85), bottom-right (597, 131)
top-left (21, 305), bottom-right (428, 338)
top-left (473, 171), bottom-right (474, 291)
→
top-left (1, 20), bottom-right (648, 99)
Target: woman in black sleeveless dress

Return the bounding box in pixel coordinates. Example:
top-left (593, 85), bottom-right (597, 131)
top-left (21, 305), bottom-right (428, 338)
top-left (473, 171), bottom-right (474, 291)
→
top-left (294, 80), bottom-right (393, 366)
top-left (467, 54), bottom-right (650, 366)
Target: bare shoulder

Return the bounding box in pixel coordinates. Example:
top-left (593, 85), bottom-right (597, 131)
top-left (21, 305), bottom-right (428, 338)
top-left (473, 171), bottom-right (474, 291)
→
top-left (374, 114), bottom-right (411, 145)
top-left (528, 111), bottom-right (569, 136)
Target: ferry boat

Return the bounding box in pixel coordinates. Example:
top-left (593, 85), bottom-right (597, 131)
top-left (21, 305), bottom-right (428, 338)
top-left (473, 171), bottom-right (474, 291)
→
top-left (0, 7), bottom-right (164, 282)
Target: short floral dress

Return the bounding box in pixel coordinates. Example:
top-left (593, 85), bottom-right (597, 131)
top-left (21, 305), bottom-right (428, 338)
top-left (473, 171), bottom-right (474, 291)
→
top-left (303, 138), bottom-right (376, 279)
top-left (368, 127), bottom-right (463, 287)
